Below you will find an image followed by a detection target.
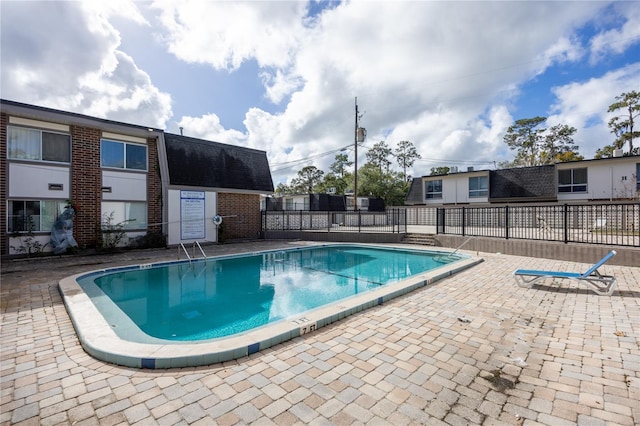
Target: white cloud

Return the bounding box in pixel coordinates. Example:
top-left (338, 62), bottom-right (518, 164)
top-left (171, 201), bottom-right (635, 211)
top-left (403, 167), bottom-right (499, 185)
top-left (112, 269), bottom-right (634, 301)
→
top-left (177, 113), bottom-right (247, 144)
top-left (81, 0), bottom-right (150, 27)
top-left (1, 1), bottom-right (172, 128)
top-left (549, 62), bottom-right (640, 158)
top-left (533, 36), bottom-right (585, 76)
top-left (3, 0), bottom-right (637, 188)
top-left (152, 0), bottom-right (308, 70)
top-left (208, 1), bottom-right (608, 183)
top-left (79, 51), bottom-right (172, 128)
top-left (589, 2), bottom-right (640, 64)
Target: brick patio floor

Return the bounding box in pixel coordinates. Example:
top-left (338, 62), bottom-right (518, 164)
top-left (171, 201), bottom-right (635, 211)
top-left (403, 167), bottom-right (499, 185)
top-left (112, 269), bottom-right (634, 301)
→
top-left (1, 241), bottom-right (638, 425)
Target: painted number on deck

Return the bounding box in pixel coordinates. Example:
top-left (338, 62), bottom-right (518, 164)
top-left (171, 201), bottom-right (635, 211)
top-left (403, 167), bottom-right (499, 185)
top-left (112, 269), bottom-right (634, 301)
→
top-left (292, 317), bottom-right (317, 335)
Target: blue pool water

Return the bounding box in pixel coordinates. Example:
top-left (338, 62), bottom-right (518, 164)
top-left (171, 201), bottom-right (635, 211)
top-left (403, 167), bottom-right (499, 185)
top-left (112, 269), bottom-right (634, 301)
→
top-left (78, 245), bottom-right (462, 342)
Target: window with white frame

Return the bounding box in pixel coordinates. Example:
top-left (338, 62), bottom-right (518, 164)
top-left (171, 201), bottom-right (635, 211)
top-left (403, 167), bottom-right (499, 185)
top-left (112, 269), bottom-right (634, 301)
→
top-left (7, 200), bottom-right (67, 232)
top-left (101, 202), bottom-right (147, 230)
top-left (285, 198), bottom-right (294, 210)
top-left (7, 126), bottom-right (71, 163)
top-left (468, 176), bottom-right (488, 197)
top-left (101, 139), bottom-right (147, 171)
top-left (425, 179), bottom-right (443, 199)
top-left (558, 168), bottom-right (587, 193)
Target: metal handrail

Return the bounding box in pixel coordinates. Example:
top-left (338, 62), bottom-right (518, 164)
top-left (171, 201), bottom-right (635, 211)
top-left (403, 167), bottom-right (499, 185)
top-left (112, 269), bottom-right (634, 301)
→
top-left (179, 243), bottom-right (191, 263)
top-left (194, 241), bottom-right (206, 259)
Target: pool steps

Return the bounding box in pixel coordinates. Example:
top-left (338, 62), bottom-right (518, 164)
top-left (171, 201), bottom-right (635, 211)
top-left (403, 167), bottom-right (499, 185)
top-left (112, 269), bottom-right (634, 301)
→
top-left (178, 241), bottom-right (207, 263)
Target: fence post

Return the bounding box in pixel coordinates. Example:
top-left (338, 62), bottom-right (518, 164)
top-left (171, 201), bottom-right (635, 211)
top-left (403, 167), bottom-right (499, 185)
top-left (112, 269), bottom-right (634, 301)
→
top-left (282, 210), bottom-right (285, 230)
top-left (393, 208), bottom-right (397, 233)
top-left (505, 206), bottom-right (509, 240)
top-left (563, 204), bottom-right (568, 243)
top-left (404, 208), bottom-right (407, 233)
top-left (328, 211), bottom-right (331, 232)
top-left (358, 210), bottom-right (361, 232)
top-left (300, 210), bottom-right (302, 231)
top-left (461, 207), bottom-right (466, 236)
top-left (437, 208), bottom-right (444, 234)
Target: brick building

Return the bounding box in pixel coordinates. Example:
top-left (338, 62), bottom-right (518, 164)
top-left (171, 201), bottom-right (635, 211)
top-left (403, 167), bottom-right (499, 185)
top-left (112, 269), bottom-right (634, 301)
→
top-left (160, 133), bottom-right (273, 245)
top-left (1, 100), bottom-right (274, 256)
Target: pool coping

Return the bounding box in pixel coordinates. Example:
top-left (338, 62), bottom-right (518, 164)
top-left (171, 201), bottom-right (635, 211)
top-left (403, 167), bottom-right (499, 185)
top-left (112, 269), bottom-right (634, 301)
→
top-left (58, 243), bottom-right (484, 369)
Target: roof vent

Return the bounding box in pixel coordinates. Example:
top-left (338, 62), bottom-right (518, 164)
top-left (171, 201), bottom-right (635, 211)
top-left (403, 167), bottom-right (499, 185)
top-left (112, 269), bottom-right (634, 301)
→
top-left (613, 148), bottom-right (624, 157)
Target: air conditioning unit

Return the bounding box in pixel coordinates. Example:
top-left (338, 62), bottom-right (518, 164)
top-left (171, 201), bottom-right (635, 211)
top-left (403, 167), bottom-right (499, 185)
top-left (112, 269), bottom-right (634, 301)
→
top-left (467, 166), bottom-right (474, 172)
top-left (613, 149), bottom-right (624, 157)
top-left (449, 166), bottom-right (458, 173)
top-left (327, 187), bottom-right (336, 194)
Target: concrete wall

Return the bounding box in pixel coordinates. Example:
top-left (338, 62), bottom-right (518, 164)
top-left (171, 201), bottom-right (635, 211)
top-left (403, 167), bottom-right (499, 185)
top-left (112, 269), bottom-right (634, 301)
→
top-left (166, 189), bottom-right (218, 245)
top-left (263, 231), bottom-right (405, 244)
top-left (261, 231), bottom-right (638, 266)
top-left (433, 234), bottom-right (639, 267)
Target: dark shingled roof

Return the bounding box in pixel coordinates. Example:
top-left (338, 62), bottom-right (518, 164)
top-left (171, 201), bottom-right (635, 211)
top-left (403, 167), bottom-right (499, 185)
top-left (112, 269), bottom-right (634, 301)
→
top-left (404, 178), bottom-right (424, 205)
top-left (489, 165), bottom-right (556, 201)
top-left (164, 133), bottom-right (274, 193)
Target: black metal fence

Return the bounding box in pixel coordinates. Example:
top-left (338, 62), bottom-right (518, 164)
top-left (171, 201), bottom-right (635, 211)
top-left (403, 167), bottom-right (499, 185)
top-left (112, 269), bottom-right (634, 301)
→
top-left (261, 209), bottom-right (407, 233)
top-left (427, 203), bottom-right (639, 247)
top-left (262, 203), bottom-right (639, 247)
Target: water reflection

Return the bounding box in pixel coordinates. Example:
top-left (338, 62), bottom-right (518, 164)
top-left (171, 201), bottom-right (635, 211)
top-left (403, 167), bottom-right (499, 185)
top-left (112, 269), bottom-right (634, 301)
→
top-left (90, 246), bottom-right (453, 340)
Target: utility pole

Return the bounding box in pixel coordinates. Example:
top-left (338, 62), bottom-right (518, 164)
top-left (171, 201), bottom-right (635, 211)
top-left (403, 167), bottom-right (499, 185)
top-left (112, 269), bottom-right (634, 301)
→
top-left (354, 97), bottom-right (359, 210)
top-left (354, 97), bottom-right (366, 210)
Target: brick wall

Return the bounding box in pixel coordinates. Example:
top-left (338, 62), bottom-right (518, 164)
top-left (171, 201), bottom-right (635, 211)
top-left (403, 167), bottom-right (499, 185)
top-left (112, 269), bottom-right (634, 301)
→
top-left (0, 113), bottom-right (7, 254)
top-left (217, 193), bottom-right (262, 240)
top-left (71, 125), bottom-right (102, 248)
top-left (146, 136), bottom-right (163, 235)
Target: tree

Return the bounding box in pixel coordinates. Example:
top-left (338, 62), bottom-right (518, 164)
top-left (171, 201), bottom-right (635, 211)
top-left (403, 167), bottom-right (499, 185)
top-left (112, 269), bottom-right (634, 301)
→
top-left (541, 124), bottom-right (582, 164)
top-left (329, 153), bottom-right (353, 178)
top-left (395, 140), bottom-right (421, 181)
top-left (554, 151), bottom-right (584, 163)
top-left (366, 141), bottom-right (393, 173)
top-left (503, 116), bottom-right (578, 167)
top-left (310, 154), bottom-right (354, 195)
top-left (275, 182), bottom-right (292, 196)
top-left (290, 165), bottom-right (324, 193)
top-left (603, 91), bottom-right (640, 156)
top-left (430, 166), bottom-right (450, 176)
top-left (357, 163), bottom-right (408, 206)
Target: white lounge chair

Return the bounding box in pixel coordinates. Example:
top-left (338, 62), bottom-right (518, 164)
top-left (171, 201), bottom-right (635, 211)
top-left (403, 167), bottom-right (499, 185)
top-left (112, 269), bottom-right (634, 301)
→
top-left (514, 250), bottom-right (617, 296)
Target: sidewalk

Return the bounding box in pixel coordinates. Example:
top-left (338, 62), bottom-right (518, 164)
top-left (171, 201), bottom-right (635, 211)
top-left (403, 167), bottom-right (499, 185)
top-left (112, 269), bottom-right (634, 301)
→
top-left (1, 241), bottom-right (639, 425)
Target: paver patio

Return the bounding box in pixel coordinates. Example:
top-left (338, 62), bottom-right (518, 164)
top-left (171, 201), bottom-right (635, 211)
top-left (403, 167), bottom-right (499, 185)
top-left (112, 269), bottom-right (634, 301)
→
top-left (1, 241), bottom-right (639, 425)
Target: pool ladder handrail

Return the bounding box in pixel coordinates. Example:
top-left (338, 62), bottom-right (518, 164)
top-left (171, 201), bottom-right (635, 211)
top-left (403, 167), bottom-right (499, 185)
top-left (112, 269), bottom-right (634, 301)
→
top-left (178, 241), bottom-right (207, 263)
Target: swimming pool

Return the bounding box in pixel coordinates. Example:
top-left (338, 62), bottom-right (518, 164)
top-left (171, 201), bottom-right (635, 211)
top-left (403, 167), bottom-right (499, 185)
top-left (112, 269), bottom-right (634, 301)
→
top-left (59, 243), bottom-right (482, 368)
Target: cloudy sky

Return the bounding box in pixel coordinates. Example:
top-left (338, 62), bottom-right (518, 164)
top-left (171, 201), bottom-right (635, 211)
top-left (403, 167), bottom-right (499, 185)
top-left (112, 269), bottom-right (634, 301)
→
top-left (1, 1), bottom-right (639, 185)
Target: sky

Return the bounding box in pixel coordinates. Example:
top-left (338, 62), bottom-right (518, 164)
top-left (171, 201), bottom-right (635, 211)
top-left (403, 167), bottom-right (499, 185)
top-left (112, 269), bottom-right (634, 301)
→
top-left (1, 1), bottom-right (639, 186)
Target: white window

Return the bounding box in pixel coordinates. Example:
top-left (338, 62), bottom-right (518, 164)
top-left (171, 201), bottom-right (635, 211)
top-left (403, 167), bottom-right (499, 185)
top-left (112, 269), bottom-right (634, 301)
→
top-left (425, 180), bottom-right (442, 199)
top-left (101, 202), bottom-right (147, 230)
top-left (469, 176), bottom-right (488, 197)
top-left (558, 168), bottom-right (587, 193)
top-left (285, 198), bottom-right (294, 210)
top-left (8, 126), bottom-right (70, 163)
top-left (8, 200), bottom-right (67, 232)
top-left (101, 139), bottom-right (147, 171)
